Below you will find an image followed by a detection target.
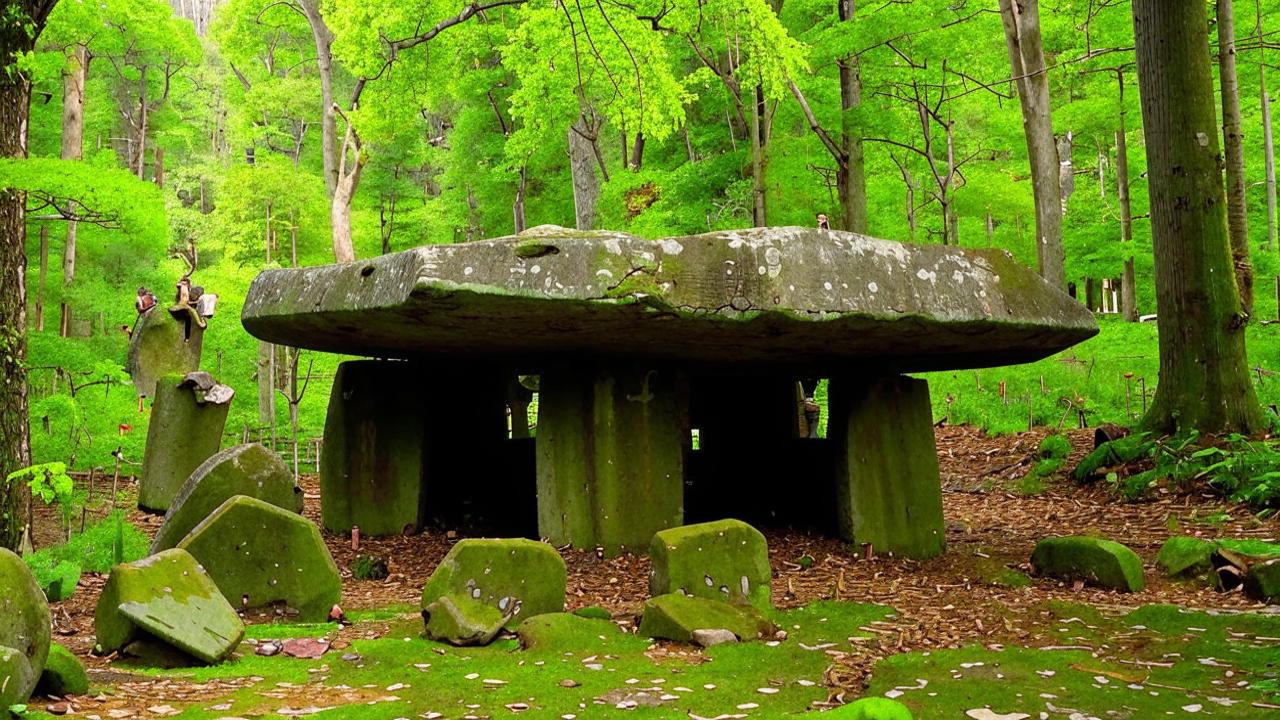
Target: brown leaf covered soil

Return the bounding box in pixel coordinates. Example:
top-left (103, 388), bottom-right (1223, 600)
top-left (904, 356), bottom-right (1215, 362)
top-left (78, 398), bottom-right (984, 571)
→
top-left (26, 426), bottom-right (1280, 717)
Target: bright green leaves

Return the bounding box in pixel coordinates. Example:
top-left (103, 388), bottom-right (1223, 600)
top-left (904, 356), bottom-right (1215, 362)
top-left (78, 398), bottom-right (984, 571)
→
top-left (0, 157), bottom-right (167, 247)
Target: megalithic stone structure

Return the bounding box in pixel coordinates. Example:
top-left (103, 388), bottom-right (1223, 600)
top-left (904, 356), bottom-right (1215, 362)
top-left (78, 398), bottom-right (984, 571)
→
top-left (126, 306), bottom-right (205, 398)
top-left (138, 373), bottom-right (233, 512)
top-left (242, 226), bottom-right (1098, 559)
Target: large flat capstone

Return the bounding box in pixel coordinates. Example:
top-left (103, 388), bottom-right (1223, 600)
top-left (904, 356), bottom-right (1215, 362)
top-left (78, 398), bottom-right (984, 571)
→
top-left (241, 227), bottom-right (1097, 373)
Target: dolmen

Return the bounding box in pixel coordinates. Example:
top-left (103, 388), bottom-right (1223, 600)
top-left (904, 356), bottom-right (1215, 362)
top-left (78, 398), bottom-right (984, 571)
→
top-left (242, 226), bottom-right (1097, 559)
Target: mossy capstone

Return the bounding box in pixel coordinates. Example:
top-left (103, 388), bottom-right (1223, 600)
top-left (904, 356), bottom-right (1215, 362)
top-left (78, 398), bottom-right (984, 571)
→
top-left (177, 495), bottom-right (341, 622)
top-left (1031, 536), bottom-right (1145, 592)
top-left (94, 548), bottom-right (244, 664)
top-left (152, 442), bottom-right (302, 552)
top-left (421, 538), bottom-right (565, 629)
top-left (35, 644), bottom-right (88, 696)
top-left (649, 519), bottom-right (771, 609)
top-left (0, 547), bottom-right (51, 681)
top-left (637, 593), bottom-right (775, 643)
top-left (242, 226), bottom-right (1097, 373)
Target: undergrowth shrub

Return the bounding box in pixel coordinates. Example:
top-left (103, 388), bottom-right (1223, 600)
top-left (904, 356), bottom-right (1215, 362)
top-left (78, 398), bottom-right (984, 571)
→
top-left (25, 510), bottom-right (149, 596)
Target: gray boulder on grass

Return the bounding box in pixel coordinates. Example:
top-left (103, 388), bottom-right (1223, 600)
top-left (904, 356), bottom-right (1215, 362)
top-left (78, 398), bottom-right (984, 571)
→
top-left (0, 547), bottom-right (51, 680)
top-left (34, 644), bottom-right (88, 697)
top-left (649, 519), bottom-right (771, 609)
top-left (638, 593), bottom-right (775, 643)
top-left (95, 548), bottom-right (244, 664)
top-left (177, 495), bottom-right (341, 622)
top-left (0, 645), bottom-right (35, 714)
top-left (422, 593), bottom-right (509, 646)
top-left (152, 442), bottom-right (302, 552)
top-left (420, 538), bottom-right (565, 629)
top-left (1030, 535), bottom-right (1145, 592)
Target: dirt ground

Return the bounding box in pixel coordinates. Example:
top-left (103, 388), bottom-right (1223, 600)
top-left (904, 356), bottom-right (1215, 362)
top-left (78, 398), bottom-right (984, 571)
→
top-left (29, 426), bottom-right (1280, 715)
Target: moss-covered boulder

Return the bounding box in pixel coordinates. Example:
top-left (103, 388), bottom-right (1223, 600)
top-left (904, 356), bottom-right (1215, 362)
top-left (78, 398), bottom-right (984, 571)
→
top-left (517, 612), bottom-right (621, 652)
top-left (152, 443), bottom-right (302, 552)
top-left (637, 593), bottom-right (775, 643)
top-left (138, 373), bottom-right (233, 512)
top-left (1030, 536), bottom-right (1145, 592)
top-left (1156, 537), bottom-right (1218, 578)
top-left (0, 645), bottom-right (35, 714)
top-left (817, 697), bottom-right (914, 719)
top-left (94, 548), bottom-right (244, 664)
top-left (1244, 557), bottom-right (1280, 601)
top-left (125, 306), bottom-right (205, 399)
top-left (0, 548), bottom-right (51, 680)
top-left (420, 538), bottom-right (565, 629)
top-left (34, 644), bottom-right (88, 697)
top-left (177, 495), bottom-right (340, 621)
top-left (422, 593), bottom-right (508, 646)
top-left (649, 519), bottom-right (771, 609)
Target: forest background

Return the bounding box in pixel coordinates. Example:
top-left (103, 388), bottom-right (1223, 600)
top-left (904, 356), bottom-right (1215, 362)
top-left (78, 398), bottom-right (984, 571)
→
top-left (15, 0), bottom-right (1280, 479)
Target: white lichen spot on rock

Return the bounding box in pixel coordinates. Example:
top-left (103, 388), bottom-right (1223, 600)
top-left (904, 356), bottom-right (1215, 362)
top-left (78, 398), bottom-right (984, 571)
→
top-left (659, 239), bottom-right (684, 255)
top-left (596, 269), bottom-right (614, 278)
top-left (917, 268), bottom-right (937, 283)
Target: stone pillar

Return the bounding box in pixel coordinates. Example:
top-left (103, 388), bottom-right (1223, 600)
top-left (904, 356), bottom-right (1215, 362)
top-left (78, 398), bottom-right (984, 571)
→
top-left (138, 374), bottom-right (231, 512)
top-left (829, 374), bottom-right (945, 559)
top-left (536, 366), bottom-right (685, 556)
top-left (320, 360), bottom-right (428, 537)
top-left (126, 308), bottom-right (205, 398)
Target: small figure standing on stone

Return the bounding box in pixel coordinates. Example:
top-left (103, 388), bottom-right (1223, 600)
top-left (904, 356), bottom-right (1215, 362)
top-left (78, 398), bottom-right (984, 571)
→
top-left (170, 275), bottom-right (208, 330)
top-left (816, 213), bottom-right (831, 230)
top-left (135, 286), bottom-right (157, 315)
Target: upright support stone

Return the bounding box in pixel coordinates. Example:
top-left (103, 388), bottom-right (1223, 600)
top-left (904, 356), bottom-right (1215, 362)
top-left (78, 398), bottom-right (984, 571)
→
top-left (536, 366), bottom-right (685, 556)
top-left (829, 375), bottom-right (944, 559)
top-left (321, 360), bottom-right (428, 537)
top-left (138, 374), bottom-right (232, 512)
top-left (126, 306), bottom-right (204, 398)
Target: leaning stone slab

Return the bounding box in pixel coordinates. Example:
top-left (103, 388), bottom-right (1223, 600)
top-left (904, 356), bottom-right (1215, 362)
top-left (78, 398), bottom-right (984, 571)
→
top-left (126, 306), bottom-right (204, 398)
top-left (0, 645), bottom-right (35, 714)
top-left (1031, 536), bottom-right (1145, 592)
top-left (242, 226), bottom-right (1098, 373)
top-left (649, 519), bottom-right (771, 609)
top-left (34, 644), bottom-right (88, 696)
top-left (422, 593), bottom-right (508, 647)
top-left (138, 372), bottom-right (233, 512)
top-left (637, 593), bottom-right (774, 644)
top-left (152, 443), bottom-right (302, 552)
top-left (177, 495), bottom-right (341, 622)
top-left (94, 548), bottom-right (244, 664)
top-left (0, 547), bottom-right (51, 680)
top-left (1244, 557), bottom-right (1280, 601)
top-left (421, 538), bottom-right (565, 629)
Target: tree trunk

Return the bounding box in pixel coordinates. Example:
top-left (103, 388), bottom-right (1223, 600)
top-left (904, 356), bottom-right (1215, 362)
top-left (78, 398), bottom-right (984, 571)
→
top-left (999, 0), bottom-right (1066, 289)
top-left (35, 225), bottom-right (46, 331)
top-left (1260, 0), bottom-right (1277, 251)
top-left (0, 1), bottom-right (48, 552)
top-left (1057, 130), bottom-right (1074, 212)
top-left (258, 341), bottom-right (275, 425)
top-left (513, 163), bottom-right (527, 233)
top-left (1218, 0), bottom-right (1253, 315)
top-left (838, 0), bottom-right (867, 233)
top-left (1116, 73), bottom-right (1139, 323)
top-left (631, 131), bottom-right (645, 170)
top-left (749, 85), bottom-right (768, 226)
top-left (568, 119), bottom-right (599, 231)
top-left (1132, 0), bottom-right (1264, 435)
top-left (299, 0), bottom-right (338, 196)
top-left (331, 161), bottom-right (360, 263)
top-left (153, 146), bottom-right (164, 189)
top-left (59, 43), bottom-right (85, 339)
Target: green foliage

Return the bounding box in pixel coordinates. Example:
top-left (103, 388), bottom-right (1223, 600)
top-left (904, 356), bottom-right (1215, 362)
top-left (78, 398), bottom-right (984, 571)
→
top-left (23, 511), bottom-right (148, 580)
top-left (6, 462), bottom-right (75, 531)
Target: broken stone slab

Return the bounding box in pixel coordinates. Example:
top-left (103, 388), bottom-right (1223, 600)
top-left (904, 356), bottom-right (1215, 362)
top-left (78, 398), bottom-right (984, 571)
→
top-left (690, 628), bottom-right (738, 648)
top-left (537, 366), bottom-right (685, 555)
top-left (241, 226), bottom-right (1098, 374)
top-left (152, 443), bottom-right (302, 553)
top-left (420, 538), bottom-right (565, 629)
top-left (1030, 536), bottom-right (1145, 592)
top-left (516, 612), bottom-right (622, 652)
top-left (637, 593), bottom-right (775, 644)
top-left (34, 644), bottom-right (88, 697)
top-left (0, 547), bottom-right (51, 681)
top-left (137, 373), bottom-right (233, 512)
top-left (0, 645), bottom-right (35, 713)
top-left (831, 375), bottom-right (945, 560)
top-left (815, 697), bottom-right (915, 719)
top-left (649, 519), bottom-right (772, 609)
top-left (94, 548), bottom-right (244, 664)
top-left (126, 306), bottom-right (204, 398)
top-left (176, 495), bottom-right (342, 622)
top-left (422, 593), bottom-right (508, 647)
